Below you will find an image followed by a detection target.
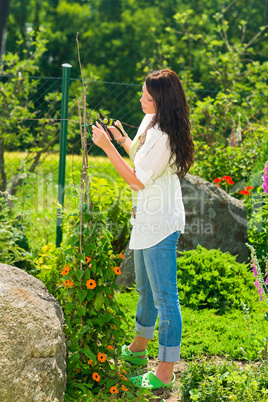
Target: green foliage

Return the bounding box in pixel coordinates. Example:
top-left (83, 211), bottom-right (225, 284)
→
top-left (6, 0), bottom-right (268, 85)
top-left (90, 175), bottom-right (131, 254)
top-left (59, 204), bottom-right (132, 398)
top-left (247, 177), bottom-right (268, 274)
top-left (177, 245), bottom-right (256, 313)
top-left (35, 243), bottom-right (66, 296)
top-left (180, 359), bottom-right (268, 402)
top-left (191, 126), bottom-right (266, 185)
top-left (0, 192), bottom-right (35, 271)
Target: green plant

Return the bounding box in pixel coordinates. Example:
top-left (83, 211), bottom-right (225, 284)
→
top-left (190, 125), bottom-right (267, 186)
top-left (60, 207), bottom-right (131, 399)
top-left (35, 243), bottom-right (66, 296)
top-left (180, 359), bottom-right (268, 402)
top-left (177, 245), bottom-right (257, 313)
top-left (247, 162), bottom-right (268, 273)
top-left (0, 192), bottom-right (35, 272)
top-left (89, 175), bottom-right (131, 254)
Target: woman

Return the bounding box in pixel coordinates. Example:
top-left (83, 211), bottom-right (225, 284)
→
top-left (92, 69), bottom-right (194, 390)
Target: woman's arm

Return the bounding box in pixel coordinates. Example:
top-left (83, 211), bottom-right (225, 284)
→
top-left (92, 122), bottom-right (144, 191)
top-left (116, 136), bottom-right (132, 155)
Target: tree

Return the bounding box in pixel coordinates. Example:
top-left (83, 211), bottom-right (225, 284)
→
top-left (0, 0), bottom-right (10, 58)
top-left (0, 33), bottom-right (59, 194)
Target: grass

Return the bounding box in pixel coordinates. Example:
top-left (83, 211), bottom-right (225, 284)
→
top-left (5, 151), bottom-right (131, 251)
top-left (117, 288), bottom-right (268, 362)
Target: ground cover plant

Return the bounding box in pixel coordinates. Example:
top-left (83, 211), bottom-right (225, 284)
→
top-left (179, 359), bottom-right (268, 402)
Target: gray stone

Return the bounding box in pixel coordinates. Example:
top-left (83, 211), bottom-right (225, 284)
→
top-left (0, 264), bottom-right (67, 402)
top-left (117, 173), bottom-right (248, 288)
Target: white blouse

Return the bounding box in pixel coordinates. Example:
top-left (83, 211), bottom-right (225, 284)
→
top-left (129, 114), bottom-right (185, 250)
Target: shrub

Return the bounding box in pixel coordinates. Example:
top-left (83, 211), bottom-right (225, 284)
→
top-left (180, 359), bottom-right (268, 402)
top-left (35, 243), bottom-right (65, 296)
top-left (177, 245), bottom-right (256, 313)
top-left (0, 192), bottom-right (36, 272)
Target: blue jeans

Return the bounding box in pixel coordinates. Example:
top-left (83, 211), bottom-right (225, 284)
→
top-left (134, 231), bottom-right (182, 362)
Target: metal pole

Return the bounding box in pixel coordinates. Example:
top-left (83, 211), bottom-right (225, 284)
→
top-left (56, 63), bottom-right (72, 247)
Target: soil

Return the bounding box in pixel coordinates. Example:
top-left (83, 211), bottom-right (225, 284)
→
top-left (146, 358), bottom-right (188, 402)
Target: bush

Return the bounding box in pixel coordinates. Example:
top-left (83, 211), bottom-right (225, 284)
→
top-left (35, 243), bottom-right (66, 296)
top-left (177, 245), bottom-right (256, 313)
top-left (180, 359), bottom-right (268, 402)
top-left (0, 192), bottom-right (36, 272)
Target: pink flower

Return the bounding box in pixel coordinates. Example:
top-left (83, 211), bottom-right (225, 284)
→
top-left (254, 280), bottom-right (260, 290)
top-left (252, 266), bottom-right (258, 277)
top-left (265, 277), bottom-right (268, 285)
top-left (262, 162), bottom-right (268, 194)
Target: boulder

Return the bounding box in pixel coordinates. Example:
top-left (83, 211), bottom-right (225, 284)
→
top-left (117, 173), bottom-right (248, 288)
top-left (0, 263), bottom-right (67, 402)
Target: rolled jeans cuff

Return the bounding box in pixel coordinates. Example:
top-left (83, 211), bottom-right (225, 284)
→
top-left (158, 344), bottom-right (181, 363)
top-left (135, 319), bottom-right (155, 339)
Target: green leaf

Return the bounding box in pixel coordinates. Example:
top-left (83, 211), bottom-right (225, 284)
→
top-left (75, 269), bottom-right (84, 281)
top-left (94, 294), bottom-right (105, 311)
top-left (78, 306), bottom-right (86, 317)
top-left (78, 289), bottom-right (87, 303)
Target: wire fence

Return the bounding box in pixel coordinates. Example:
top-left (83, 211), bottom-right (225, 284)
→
top-left (1, 73), bottom-right (267, 249)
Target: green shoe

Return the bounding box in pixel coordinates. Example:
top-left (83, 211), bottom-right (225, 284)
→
top-left (121, 345), bottom-right (149, 366)
top-left (130, 371), bottom-right (175, 390)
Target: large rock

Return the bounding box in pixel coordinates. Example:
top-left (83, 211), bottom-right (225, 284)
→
top-left (117, 174), bottom-right (248, 288)
top-left (0, 264), bottom-right (67, 402)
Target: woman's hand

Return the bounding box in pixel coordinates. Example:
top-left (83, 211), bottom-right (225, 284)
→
top-left (107, 120), bottom-right (126, 141)
top-left (92, 122), bottom-right (112, 151)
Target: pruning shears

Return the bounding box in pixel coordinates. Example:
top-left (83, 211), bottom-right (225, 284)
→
top-left (98, 112), bottom-right (126, 144)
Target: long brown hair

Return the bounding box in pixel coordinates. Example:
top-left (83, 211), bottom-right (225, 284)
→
top-left (145, 69), bottom-right (194, 178)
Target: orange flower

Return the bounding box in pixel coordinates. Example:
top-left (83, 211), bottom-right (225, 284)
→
top-left (245, 186), bottom-right (254, 191)
top-left (92, 372), bottom-right (100, 382)
top-left (216, 184), bottom-right (220, 187)
top-left (85, 256), bottom-right (91, 264)
top-left (108, 345), bottom-right (114, 350)
top-left (68, 280), bottom-right (74, 287)
top-left (88, 359), bottom-right (97, 366)
top-left (120, 369), bottom-right (127, 375)
top-left (122, 385), bottom-right (128, 391)
top-left (86, 279), bottom-right (97, 289)
top-left (97, 353), bottom-right (106, 363)
top-left (61, 265), bottom-right (70, 276)
top-left (108, 294), bottom-right (113, 299)
top-left (119, 252), bottom-right (125, 259)
top-left (227, 180), bottom-right (234, 185)
top-left (114, 267), bottom-right (121, 276)
top-left (64, 280), bottom-right (70, 287)
top-left (110, 386), bottom-right (119, 394)
top-left (113, 325), bottom-right (117, 330)
top-left (75, 368), bottom-right (80, 373)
